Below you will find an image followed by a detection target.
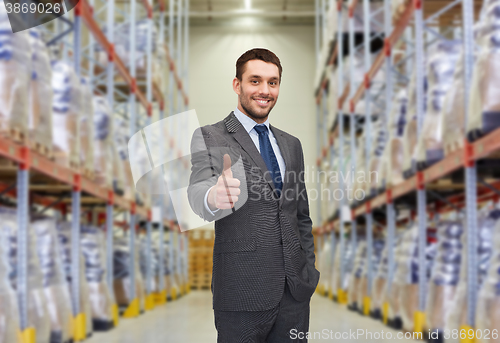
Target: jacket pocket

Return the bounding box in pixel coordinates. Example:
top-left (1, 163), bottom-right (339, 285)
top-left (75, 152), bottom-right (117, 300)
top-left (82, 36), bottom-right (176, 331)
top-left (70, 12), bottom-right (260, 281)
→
top-left (214, 239), bottom-right (256, 254)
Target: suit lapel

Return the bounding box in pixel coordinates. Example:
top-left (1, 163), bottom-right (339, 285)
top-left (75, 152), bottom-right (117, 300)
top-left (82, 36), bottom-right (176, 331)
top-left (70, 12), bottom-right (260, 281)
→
top-left (270, 124), bottom-right (291, 205)
top-left (224, 112), bottom-right (276, 193)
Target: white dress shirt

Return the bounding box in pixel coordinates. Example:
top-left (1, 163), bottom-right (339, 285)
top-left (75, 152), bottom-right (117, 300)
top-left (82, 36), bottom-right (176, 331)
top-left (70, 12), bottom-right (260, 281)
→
top-left (204, 107), bottom-right (286, 215)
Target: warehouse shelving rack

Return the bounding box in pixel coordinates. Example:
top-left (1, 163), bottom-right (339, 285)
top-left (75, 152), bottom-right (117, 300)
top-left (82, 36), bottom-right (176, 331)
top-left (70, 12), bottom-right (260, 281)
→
top-left (315, 0), bottom-right (495, 338)
top-left (0, 0), bottom-right (191, 341)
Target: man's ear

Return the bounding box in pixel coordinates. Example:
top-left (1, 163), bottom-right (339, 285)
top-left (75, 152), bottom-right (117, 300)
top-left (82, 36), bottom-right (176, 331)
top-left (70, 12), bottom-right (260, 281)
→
top-left (233, 77), bottom-right (241, 95)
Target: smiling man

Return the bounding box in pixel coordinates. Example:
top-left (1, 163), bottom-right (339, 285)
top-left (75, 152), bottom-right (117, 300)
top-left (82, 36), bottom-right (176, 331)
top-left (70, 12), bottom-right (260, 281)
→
top-left (188, 48), bottom-right (319, 343)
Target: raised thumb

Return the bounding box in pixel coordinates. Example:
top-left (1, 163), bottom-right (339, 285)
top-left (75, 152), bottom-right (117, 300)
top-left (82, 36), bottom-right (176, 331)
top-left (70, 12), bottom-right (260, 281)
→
top-left (223, 154), bottom-right (232, 177)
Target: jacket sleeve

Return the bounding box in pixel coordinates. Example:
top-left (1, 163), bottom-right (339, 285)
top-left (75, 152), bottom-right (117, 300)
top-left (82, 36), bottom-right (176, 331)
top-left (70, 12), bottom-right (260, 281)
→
top-left (296, 139), bottom-right (316, 267)
top-left (187, 127), bottom-right (231, 222)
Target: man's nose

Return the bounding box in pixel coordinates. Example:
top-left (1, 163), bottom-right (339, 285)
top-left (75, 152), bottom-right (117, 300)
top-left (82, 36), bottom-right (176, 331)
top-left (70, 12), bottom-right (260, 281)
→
top-left (258, 82), bottom-right (270, 96)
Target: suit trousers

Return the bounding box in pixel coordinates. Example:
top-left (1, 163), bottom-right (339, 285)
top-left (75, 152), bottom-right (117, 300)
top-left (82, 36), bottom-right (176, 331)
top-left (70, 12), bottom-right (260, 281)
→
top-left (214, 278), bottom-right (311, 343)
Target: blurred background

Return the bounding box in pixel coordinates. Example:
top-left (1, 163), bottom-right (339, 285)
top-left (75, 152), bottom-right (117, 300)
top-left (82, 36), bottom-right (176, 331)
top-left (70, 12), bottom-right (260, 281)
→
top-left (0, 0), bottom-right (499, 342)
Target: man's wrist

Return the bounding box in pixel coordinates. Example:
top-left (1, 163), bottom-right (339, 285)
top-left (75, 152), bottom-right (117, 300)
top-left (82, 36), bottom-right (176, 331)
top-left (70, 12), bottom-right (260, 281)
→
top-left (204, 186), bottom-right (219, 215)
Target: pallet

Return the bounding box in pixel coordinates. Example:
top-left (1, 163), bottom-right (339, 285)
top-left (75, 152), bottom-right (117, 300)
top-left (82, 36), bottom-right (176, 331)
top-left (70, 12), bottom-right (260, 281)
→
top-left (30, 141), bottom-right (54, 160)
top-left (393, 0), bottom-right (482, 26)
top-left (2, 127), bottom-right (27, 145)
top-left (53, 151), bottom-right (81, 171)
top-left (444, 139), bottom-right (462, 156)
top-left (189, 284), bottom-right (210, 290)
top-left (83, 168), bottom-right (95, 180)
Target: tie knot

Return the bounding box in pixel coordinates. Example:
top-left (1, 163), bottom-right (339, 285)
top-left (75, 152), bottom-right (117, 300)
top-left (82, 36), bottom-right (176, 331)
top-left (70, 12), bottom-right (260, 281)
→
top-left (254, 124), bottom-right (268, 135)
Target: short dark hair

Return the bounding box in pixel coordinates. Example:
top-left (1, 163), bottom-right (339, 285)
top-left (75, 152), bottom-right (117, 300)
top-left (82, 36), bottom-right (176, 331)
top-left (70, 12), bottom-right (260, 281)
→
top-left (236, 48), bottom-right (282, 83)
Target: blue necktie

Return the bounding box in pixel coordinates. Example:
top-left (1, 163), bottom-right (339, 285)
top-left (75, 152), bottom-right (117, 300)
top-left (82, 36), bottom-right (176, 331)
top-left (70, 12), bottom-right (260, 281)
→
top-left (254, 124), bottom-right (283, 196)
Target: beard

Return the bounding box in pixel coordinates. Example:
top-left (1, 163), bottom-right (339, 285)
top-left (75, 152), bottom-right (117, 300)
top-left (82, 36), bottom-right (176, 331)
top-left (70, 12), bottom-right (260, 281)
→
top-left (239, 86), bottom-right (276, 122)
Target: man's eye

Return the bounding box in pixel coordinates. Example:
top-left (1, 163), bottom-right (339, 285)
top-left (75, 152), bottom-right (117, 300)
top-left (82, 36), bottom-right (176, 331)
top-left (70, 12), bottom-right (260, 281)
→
top-left (251, 80), bottom-right (258, 84)
top-left (270, 82), bottom-right (276, 86)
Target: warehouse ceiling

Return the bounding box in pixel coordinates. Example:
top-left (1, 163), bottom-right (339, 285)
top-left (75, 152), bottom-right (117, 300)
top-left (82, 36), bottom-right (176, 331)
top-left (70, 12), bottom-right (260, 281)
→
top-left (189, 0), bottom-right (316, 26)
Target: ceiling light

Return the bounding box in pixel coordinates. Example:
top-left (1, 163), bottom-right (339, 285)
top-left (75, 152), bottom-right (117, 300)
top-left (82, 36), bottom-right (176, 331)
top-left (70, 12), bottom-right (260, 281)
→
top-left (245, 0), bottom-right (252, 10)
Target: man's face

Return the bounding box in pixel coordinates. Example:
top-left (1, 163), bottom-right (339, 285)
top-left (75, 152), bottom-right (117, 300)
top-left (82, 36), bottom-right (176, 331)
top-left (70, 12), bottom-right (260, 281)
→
top-left (233, 59), bottom-right (280, 123)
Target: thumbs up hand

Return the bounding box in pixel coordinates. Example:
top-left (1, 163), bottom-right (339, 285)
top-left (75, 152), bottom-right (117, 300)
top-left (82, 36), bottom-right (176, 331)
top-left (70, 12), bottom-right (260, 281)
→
top-left (207, 154), bottom-right (241, 211)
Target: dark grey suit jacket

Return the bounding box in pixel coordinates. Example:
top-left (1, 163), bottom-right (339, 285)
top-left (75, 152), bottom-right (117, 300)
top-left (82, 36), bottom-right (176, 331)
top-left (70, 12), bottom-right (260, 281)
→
top-left (188, 112), bottom-right (319, 312)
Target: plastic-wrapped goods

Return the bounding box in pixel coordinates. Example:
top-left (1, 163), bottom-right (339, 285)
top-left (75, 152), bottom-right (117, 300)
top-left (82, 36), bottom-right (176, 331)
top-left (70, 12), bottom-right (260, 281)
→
top-left (81, 226), bottom-right (114, 331)
top-left (373, 234), bottom-right (401, 320)
top-left (333, 146), bottom-right (351, 216)
top-left (351, 138), bottom-right (366, 206)
top-left (331, 240), bottom-right (355, 299)
top-left (151, 242), bottom-right (160, 293)
top-left (341, 53), bottom-right (366, 116)
top-left (476, 215), bottom-right (500, 343)
top-left (395, 223), bottom-right (437, 332)
top-left (93, 96), bottom-right (114, 188)
top-left (402, 71), bottom-right (427, 179)
top-left (28, 29), bottom-right (53, 153)
top-left (440, 54), bottom-right (466, 154)
top-left (139, 236), bottom-right (159, 294)
top-left (348, 241), bottom-right (367, 310)
top-left (316, 234), bottom-right (333, 295)
top-left (415, 40), bottom-right (461, 169)
top-left (368, 119), bottom-right (388, 195)
top-left (379, 89), bottom-right (408, 188)
top-left (467, 4), bottom-right (500, 141)
top-left (57, 222), bottom-right (93, 338)
top-left (32, 218), bottom-right (74, 343)
top-left (0, 214), bottom-right (22, 343)
top-left (425, 218), bottom-right (463, 341)
top-left (357, 239), bottom-right (385, 316)
top-left (113, 237), bottom-right (146, 311)
top-left (156, 45), bottom-right (169, 94)
top-left (445, 204), bottom-right (499, 343)
top-left (97, 20), bottom-right (158, 73)
top-left (341, 52), bottom-right (386, 117)
top-left (52, 61), bottom-right (83, 168)
top-left (394, 226), bottom-right (418, 331)
top-left (156, 237), bottom-right (172, 295)
top-left (112, 141), bottom-right (126, 197)
top-left (80, 78), bottom-right (94, 174)
top-left (113, 116), bottom-right (132, 198)
top-left (385, 233), bottom-right (405, 328)
top-left (0, 14), bottom-right (31, 140)
top-left (0, 207), bottom-right (51, 343)
top-left (442, 24), bottom-right (484, 152)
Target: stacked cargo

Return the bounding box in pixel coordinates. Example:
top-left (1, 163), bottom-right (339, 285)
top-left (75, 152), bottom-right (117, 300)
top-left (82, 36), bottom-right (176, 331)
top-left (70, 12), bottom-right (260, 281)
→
top-left (57, 222), bottom-right (94, 338)
top-left (81, 226), bottom-right (114, 331)
top-left (477, 208), bottom-right (500, 343)
top-left (1, 207), bottom-right (51, 343)
top-left (113, 237), bottom-right (146, 313)
top-left (415, 40), bottom-right (461, 169)
top-left (0, 14), bottom-right (30, 144)
top-left (188, 230), bottom-right (214, 290)
top-left (0, 210), bottom-right (22, 343)
top-left (467, 2), bottom-right (500, 141)
top-left (33, 218), bottom-right (74, 343)
top-left (28, 28), bottom-right (53, 157)
top-left (93, 96), bottom-right (115, 188)
top-left (348, 240), bottom-right (366, 311)
top-left (331, 238), bottom-right (355, 302)
top-left (445, 204), bottom-right (499, 343)
top-left (425, 216), bottom-right (463, 341)
top-left (52, 61), bottom-right (84, 169)
top-left (358, 239), bottom-right (385, 315)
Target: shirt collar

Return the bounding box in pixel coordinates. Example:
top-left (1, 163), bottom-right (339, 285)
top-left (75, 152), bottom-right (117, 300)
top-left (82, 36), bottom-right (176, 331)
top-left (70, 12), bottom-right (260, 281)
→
top-left (233, 107), bottom-right (270, 134)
